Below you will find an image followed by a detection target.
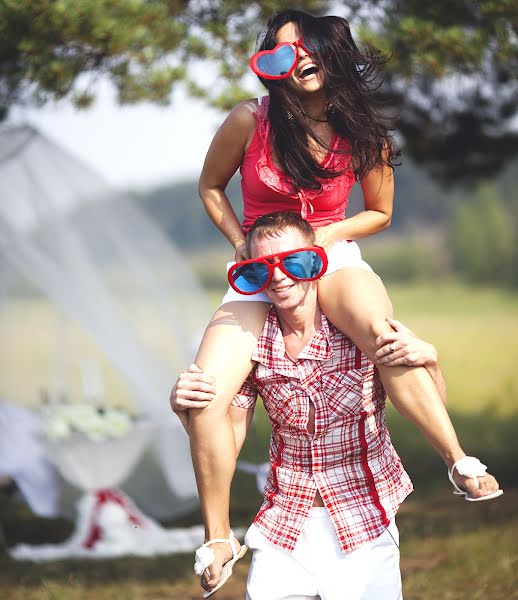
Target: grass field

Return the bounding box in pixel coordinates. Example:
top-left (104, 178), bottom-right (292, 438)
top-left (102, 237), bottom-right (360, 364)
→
top-left (2, 488), bottom-right (517, 599)
top-left (1, 280), bottom-right (518, 598)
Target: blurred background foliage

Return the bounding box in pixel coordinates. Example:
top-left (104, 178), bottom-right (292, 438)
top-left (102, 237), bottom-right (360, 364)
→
top-left (1, 0), bottom-right (517, 184)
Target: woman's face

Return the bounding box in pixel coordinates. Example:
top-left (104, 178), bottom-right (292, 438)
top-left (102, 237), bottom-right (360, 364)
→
top-left (274, 22), bottom-right (325, 95)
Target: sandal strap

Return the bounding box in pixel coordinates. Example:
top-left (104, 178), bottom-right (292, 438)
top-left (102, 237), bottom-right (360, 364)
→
top-left (194, 530), bottom-right (237, 575)
top-left (448, 456), bottom-right (487, 495)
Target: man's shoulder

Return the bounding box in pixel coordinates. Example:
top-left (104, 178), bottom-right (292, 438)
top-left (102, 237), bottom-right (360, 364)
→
top-left (252, 306), bottom-right (281, 363)
top-left (322, 314), bottom-right (350, 345)
top-left (321, 316), bottom-right (376, 372)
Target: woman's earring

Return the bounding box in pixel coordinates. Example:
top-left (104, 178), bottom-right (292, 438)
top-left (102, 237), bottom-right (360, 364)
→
top-left (326, 101), bottom-right (335, 115)
top-left (286, 110), bottom-right (295, 126)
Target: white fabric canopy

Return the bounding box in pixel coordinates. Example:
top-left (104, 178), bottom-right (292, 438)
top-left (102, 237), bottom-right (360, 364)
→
top-left (0, 125), bottom-right (213, 513)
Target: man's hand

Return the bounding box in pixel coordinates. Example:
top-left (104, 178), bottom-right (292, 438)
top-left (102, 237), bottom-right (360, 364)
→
top-left (375, 317), bottom-right (438, 368)
top-left (170, 364), bottom-right (216, 414)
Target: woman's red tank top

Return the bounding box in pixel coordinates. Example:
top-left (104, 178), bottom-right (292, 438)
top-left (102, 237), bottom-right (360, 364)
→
top-left (240, 96), bottom-right (356, 232)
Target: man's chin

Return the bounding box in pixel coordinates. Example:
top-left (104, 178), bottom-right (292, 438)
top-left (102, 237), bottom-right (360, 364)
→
top-left (269, 295), bottom-right (299, 312)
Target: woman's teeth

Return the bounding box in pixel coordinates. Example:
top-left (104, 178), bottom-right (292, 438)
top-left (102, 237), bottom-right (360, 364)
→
top-left (299, 64), bottom-right (318, 79)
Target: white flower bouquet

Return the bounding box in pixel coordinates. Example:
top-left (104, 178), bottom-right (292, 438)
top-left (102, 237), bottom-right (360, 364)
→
top-left (43, 403), bottom-right (138, 443)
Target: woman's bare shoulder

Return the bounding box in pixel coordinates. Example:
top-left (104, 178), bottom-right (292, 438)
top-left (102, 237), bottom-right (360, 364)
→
top-left (214, 98), bottom-right (261, 149)
top-left (225, 98), bottom-right (260, 129)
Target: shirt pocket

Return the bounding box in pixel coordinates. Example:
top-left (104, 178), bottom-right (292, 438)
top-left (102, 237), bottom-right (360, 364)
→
top-left (319, 368), bottom-right (366, 421)
top-left (256, 366), bottom-right (299, 427)
top-left (262, 387), bottom-right (299, 427)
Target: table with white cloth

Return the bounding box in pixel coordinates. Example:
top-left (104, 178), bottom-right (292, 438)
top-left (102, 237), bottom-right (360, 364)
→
top-left (9, 421), bottom-right (233, 561)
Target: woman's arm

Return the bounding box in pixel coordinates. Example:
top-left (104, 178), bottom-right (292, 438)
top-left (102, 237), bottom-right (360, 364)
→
top-left (315, 160), bottom-right (394, 250)
top-left (198, 99), bottom-right (257, 259)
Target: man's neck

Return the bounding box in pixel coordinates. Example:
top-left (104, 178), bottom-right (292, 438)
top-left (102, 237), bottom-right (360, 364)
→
top-left (275, 298), bottom-right (322, 360)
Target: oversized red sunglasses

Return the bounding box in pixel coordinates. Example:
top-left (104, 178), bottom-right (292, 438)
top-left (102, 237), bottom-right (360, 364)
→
top-left (249, 37), bottom-right (321, 80)
top-left (228, 246), bottom-right (328, 295)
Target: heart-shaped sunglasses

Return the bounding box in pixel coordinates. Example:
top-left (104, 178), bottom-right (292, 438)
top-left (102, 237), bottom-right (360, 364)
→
top-left (228, 246), bottom-right (328, 295)
top-left (249, 37), bottom-right (322, 80)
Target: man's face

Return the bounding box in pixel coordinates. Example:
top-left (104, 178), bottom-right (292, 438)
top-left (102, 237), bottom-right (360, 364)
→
top-left (250, 227), bottom-right (317, 311)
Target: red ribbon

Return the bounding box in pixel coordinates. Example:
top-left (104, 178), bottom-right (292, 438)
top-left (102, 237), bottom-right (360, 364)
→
top-left (298, 191), bottom-right (314, 221)
top-left (83, 488), bottom-right (145, 549)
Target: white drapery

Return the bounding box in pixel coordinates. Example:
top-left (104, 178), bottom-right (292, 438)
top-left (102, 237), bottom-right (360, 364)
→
top-left (0, 400), bottom-right (58, 517)
top-left (0, 125), bottom-right (213, 512)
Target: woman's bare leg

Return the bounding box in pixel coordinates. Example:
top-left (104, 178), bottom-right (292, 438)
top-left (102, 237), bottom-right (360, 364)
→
top-left (187, 300), bottom-right (269, 590)
top-left (318, 269), bottom-right (465, 465)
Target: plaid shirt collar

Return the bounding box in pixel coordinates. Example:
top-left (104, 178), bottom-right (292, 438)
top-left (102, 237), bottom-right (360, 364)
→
top-left (251, 306), bottom-right (334, 372)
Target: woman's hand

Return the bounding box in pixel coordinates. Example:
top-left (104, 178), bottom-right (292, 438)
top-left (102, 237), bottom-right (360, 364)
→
top-left (314, 224), bottom-right (342, 252)
top-left (375, 317), bottom-right (438, 368)
top-left (234, 241), bottom-right (248, 261)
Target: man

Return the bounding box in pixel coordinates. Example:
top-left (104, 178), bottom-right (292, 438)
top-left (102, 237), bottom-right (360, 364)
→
top-left (172, 211), bottom-right (502, 599)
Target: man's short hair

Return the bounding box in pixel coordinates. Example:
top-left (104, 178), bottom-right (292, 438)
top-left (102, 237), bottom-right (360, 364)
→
top-left (246, 211), bottom-right (315, 255)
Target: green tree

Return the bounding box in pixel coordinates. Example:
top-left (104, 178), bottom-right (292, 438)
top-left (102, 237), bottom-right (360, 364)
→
top-left (0, 0), bottom-right (326, 117)
top-left (354, 0), bottom-right (518, 184)
top-left (447, 183), bottom-right (516, 285)
top-left (1, 1), bottom-right (517, 183)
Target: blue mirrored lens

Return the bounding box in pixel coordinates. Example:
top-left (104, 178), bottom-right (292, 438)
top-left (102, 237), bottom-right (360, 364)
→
top-left (256, 45), bottom-right (296, 76)
top-left (302, 36), bottom-right (328, 54)
top-left (232, 262), bottom-right (270, 292)
top-left (282, 251), bottom-right (322, 279)
top-left (302, 36), bottom-right (320, 53)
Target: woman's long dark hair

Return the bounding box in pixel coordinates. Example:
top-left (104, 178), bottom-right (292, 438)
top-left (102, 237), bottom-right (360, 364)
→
top-left (256, 9), bottom-right (399, 191)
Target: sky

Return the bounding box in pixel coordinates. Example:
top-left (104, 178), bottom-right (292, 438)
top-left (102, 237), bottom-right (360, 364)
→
top-left (10, 83), bottom-right (227, 191)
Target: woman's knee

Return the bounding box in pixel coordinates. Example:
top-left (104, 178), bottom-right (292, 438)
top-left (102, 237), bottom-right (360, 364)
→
top-left (318, 269), bottom-right (393, 322)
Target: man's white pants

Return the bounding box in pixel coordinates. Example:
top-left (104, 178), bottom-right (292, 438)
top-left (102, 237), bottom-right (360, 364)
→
top-left (245, 507), bottom-right (402, 600)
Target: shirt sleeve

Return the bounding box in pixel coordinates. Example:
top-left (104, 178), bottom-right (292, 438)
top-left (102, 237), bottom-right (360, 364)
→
top-left (231, 374), bottom-right (258, 409)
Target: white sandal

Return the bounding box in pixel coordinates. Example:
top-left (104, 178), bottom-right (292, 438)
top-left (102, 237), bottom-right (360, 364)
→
top-left (194, 530), bottom-right (248, 598)
top-left (448, 456), bottom-right (503, 502)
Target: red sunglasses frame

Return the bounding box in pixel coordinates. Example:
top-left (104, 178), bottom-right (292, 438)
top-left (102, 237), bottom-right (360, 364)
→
top-left (227, 246), bottom-right (328, 295)
top-left (249, 38), bottom-right (315, 80)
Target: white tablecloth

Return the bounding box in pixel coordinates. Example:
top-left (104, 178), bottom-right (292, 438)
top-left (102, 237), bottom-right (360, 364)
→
top-left (0, 400), bottom-right (58, 517)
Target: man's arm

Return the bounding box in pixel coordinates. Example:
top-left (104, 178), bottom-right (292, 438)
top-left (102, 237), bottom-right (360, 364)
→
top-left (374, 317), bottom-right (447, 404)
top-left (171, 364), bottom-right (257, 455)
top-left (170, 364), bottom-right (216, 433)
top-left (229, 405), bottom-right (255, 456)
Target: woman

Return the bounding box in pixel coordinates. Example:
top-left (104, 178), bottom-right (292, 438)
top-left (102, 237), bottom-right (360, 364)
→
top-left (183, 8), bottom-right (481, 594)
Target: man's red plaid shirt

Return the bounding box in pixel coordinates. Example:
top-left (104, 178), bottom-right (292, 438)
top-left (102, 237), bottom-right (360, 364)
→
top-left (232, 307), bottom-right (413, 553)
